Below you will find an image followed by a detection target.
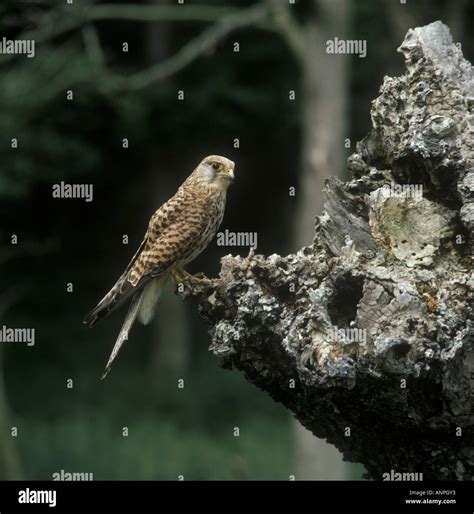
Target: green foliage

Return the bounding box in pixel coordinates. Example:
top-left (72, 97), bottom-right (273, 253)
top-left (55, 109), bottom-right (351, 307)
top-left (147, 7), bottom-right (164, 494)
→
top-left (17, 412), bottom-right (291, 480)
top-left (4, 302), bottom-right (291, 481)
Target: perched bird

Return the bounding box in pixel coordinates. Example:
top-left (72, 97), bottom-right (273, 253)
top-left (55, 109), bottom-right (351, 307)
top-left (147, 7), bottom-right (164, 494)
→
top-left (84, 155), bottom-right (235, 379)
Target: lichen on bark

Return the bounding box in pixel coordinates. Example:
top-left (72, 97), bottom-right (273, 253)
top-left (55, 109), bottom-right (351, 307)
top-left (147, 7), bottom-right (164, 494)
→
top-left (180, 21), bottom-right (473, 480)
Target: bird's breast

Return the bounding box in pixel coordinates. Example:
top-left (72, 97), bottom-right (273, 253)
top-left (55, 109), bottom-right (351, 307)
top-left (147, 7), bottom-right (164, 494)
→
top-left (181, 192), bottom-right (226, 265)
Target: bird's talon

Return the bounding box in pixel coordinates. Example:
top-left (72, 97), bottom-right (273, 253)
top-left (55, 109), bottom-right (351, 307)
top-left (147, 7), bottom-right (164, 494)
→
top-left (171, 269), bottom-right (187, 286)
top-left (172, 268), bottom-right (208, 285)
top-left (192, 272), bottom-right (208, 281)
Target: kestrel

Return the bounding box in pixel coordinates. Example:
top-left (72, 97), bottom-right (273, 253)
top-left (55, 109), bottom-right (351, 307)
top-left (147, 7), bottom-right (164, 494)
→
top-left (84, 155), bottom-right (235, 378)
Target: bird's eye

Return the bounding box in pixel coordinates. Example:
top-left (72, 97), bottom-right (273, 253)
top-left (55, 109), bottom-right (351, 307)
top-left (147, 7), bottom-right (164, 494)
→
top-left (211, 162), bottom-right (220, 171)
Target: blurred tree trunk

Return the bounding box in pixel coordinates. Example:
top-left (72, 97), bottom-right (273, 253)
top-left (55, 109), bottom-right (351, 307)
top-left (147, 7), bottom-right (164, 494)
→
top-left (293, 0), bottom-right (349, 480)
top-left (295, 0), bottom-right (349, 236)
top-left (146, 2), bottom-right (191, 381)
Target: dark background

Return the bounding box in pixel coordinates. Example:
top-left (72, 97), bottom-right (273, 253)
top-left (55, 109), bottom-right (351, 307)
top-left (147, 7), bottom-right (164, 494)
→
top-left (0, 0), bottom-right (472, 480)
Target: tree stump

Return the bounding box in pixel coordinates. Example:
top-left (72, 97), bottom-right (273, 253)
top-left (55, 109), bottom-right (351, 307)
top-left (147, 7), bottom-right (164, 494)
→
top-left (181, 21), bottom-right (473, 480)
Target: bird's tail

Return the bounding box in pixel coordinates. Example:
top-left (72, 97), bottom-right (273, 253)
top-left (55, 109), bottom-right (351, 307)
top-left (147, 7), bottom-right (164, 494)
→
top-left (83, 273), bottom-right (135, 328)
top-left (137, 275), bottom-right (166, 325)
top-left (101, 291), bottom-right (142, 380)
top-left (100, 275), bottom-right (168, 379)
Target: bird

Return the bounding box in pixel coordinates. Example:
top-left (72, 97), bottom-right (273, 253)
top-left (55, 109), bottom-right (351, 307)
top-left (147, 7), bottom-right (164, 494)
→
top-left (83, 155), bottom-right (235, 379)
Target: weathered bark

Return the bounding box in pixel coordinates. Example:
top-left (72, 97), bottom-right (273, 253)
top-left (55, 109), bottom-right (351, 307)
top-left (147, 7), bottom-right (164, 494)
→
top-left (180, 21), bottom-right (474, 480)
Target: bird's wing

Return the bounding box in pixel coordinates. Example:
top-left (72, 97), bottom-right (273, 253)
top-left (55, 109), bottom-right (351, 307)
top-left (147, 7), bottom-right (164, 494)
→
top-left (84, 190), bottom-right (210, 327)
top-left (129, 196), bottom-right (212, 285)
top-left (98, 197), bottom-right (212, 378)
top-left (83, 202), bottom-right (173, 327)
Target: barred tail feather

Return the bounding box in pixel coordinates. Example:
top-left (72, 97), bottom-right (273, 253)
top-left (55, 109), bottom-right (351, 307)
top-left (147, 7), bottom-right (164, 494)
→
top-left (83, 275), bottom-right (135, 328)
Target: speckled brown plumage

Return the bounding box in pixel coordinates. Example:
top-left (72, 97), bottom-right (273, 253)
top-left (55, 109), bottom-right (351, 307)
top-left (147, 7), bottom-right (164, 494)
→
top-left (84, 155), bottom-right (235, 378)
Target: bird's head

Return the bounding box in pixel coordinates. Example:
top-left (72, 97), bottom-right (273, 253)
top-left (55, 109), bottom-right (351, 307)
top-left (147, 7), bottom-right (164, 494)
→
top-left (190, 155), bottom-right (235, 192)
